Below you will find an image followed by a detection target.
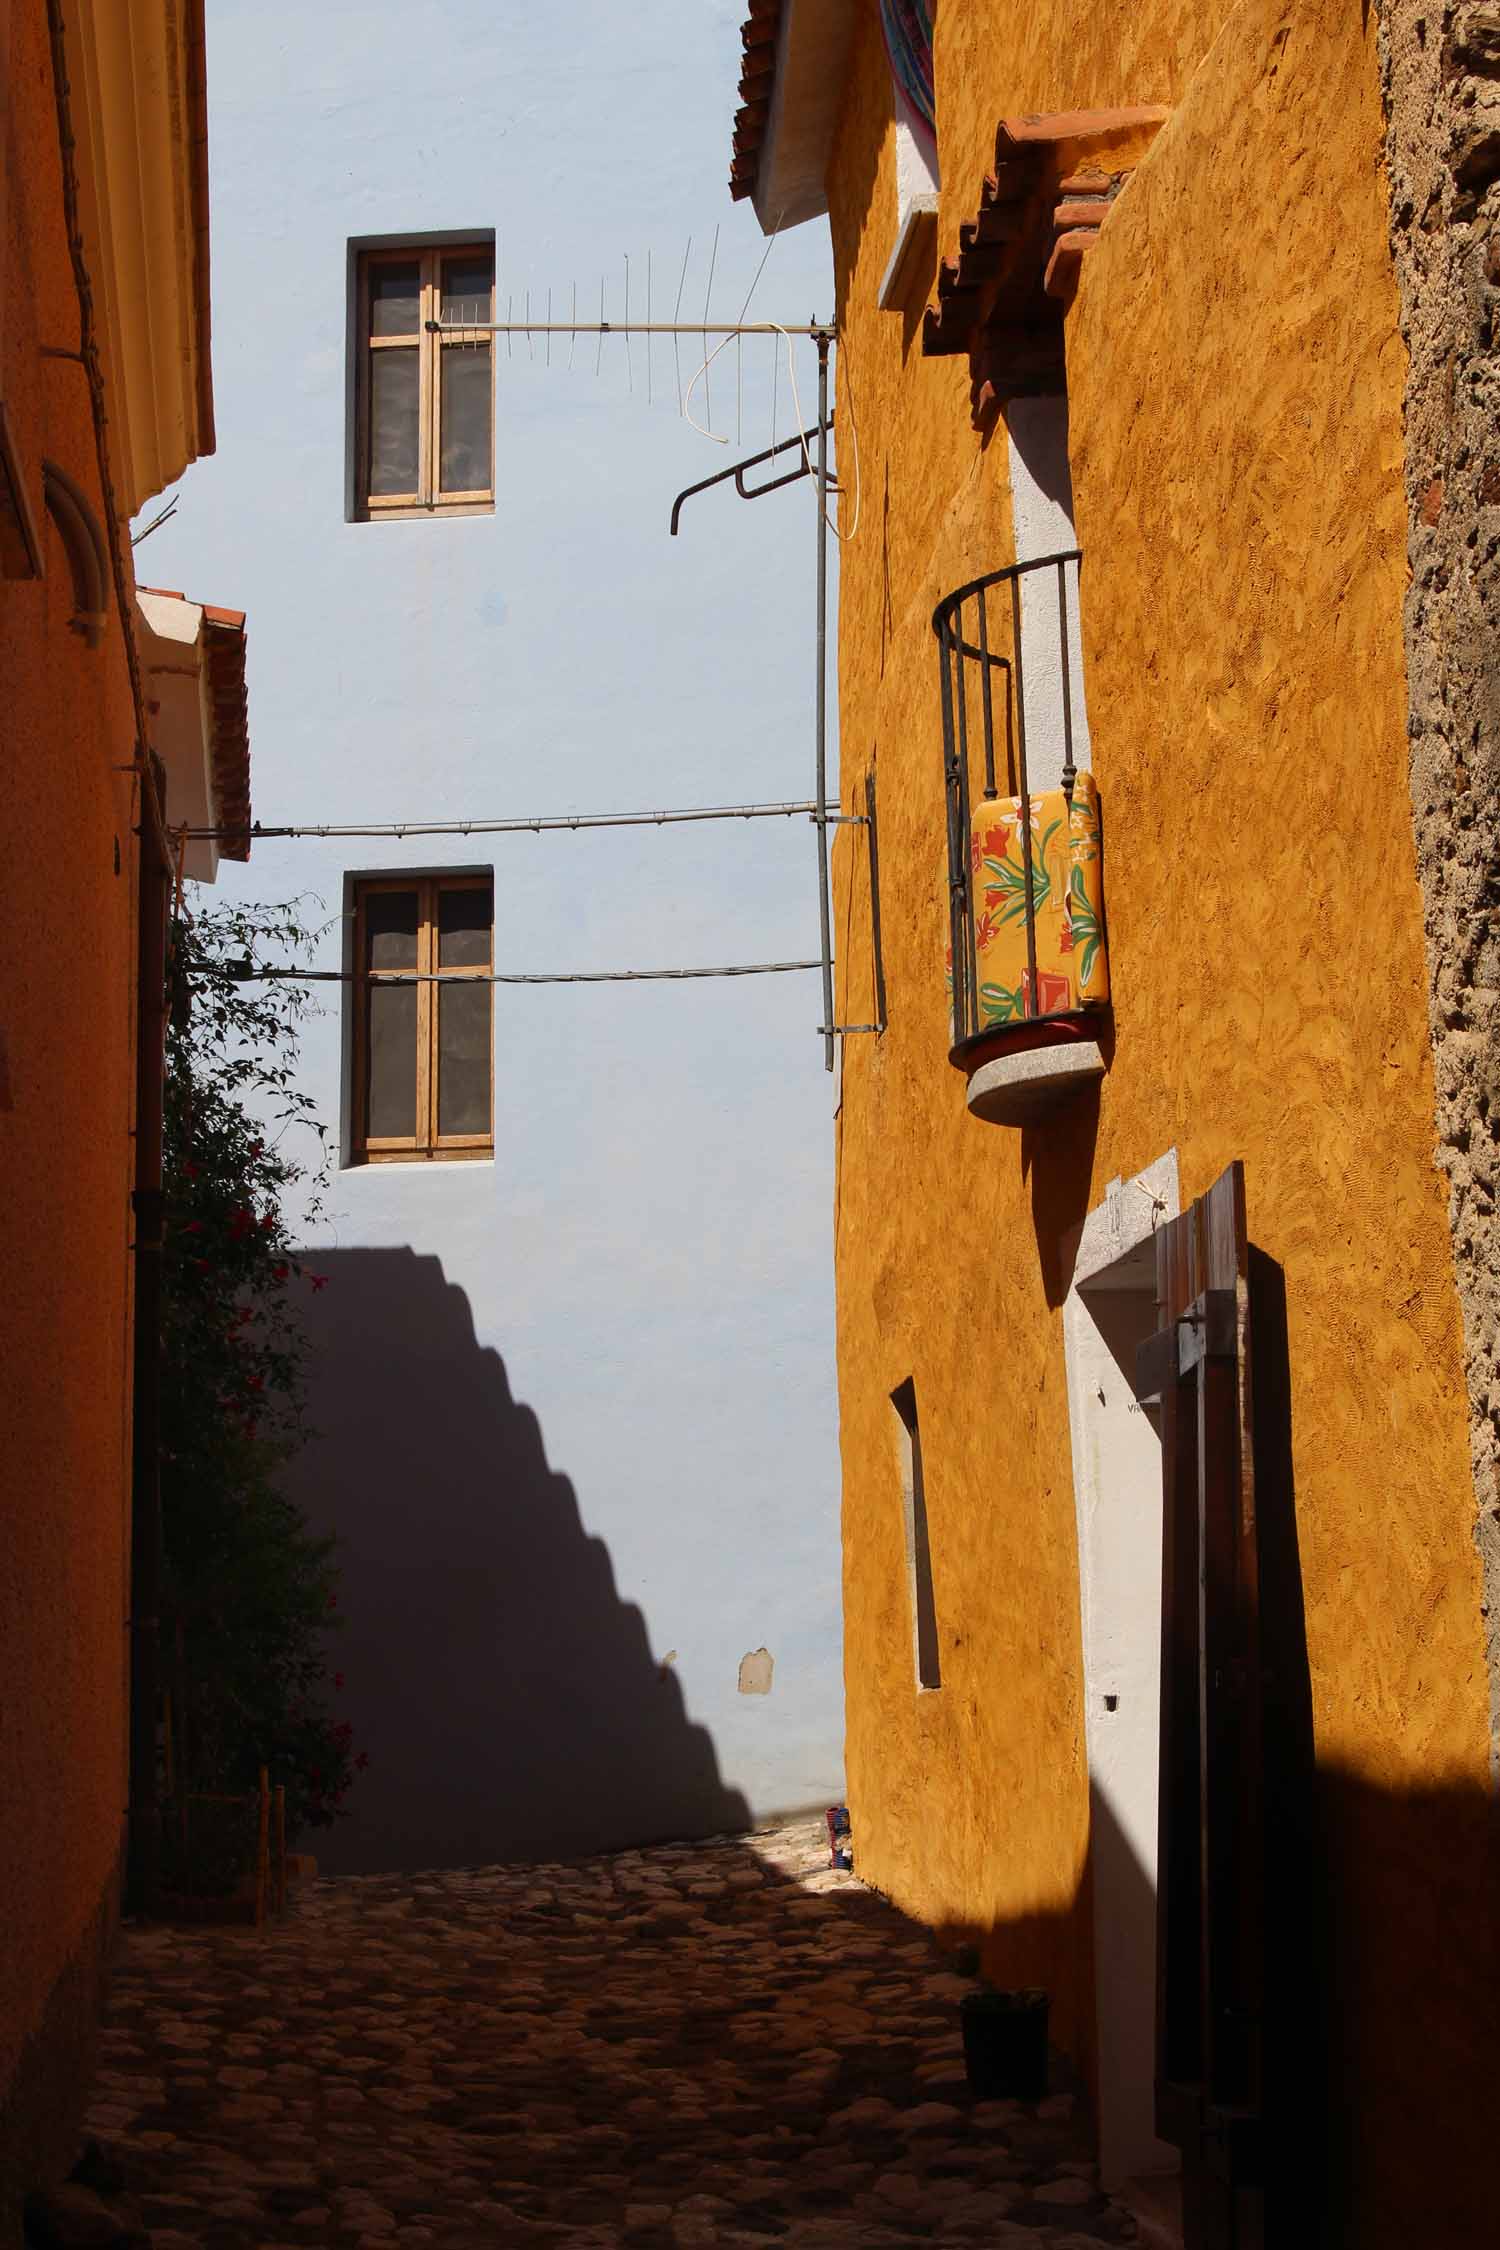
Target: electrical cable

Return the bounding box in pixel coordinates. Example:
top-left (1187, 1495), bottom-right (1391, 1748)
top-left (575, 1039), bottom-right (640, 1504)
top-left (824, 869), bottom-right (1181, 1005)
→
top-left (179, 799), bottom-right (856, 845)
top-left (45, 0), bottom-right (176, 874)
top-left (681, 322), bottom-right (861, 543)
top-left (217, 960), bottom-right (825, 987)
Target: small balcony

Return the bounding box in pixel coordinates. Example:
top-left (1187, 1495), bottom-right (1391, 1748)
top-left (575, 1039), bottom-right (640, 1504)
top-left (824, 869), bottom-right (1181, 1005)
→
top-left (934, 552), bottom-right (1110, 1123)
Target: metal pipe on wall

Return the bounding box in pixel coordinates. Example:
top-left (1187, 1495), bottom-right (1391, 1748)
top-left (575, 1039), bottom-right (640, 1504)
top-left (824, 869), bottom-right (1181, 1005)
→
top-left (814, 334), bottom-right (834, 1071)
top-left (127, 764), bottom-right (170, 1915)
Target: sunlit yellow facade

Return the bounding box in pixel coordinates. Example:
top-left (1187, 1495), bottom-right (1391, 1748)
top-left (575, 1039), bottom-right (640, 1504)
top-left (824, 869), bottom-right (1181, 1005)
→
top-left (733, 4), bottom-right (1493, 2242)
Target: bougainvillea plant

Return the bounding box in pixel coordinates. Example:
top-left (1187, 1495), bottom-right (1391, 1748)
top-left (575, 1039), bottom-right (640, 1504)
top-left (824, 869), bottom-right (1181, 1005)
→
top-left (161, 899), bottom-right (364, 1843)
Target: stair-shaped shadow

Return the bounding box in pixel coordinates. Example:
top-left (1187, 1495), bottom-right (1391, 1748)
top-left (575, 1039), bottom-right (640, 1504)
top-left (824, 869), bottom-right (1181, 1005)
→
top-left (283, 1246), bottom-right (750, 1874)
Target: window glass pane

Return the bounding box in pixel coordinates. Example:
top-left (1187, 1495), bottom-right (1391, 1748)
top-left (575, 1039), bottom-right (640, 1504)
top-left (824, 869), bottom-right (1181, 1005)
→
top-left (363, 890), bottom-right (419, 970)
top-left (438, 981), bottom-right (491, 1138)
top-left (438, 885), bottom-right (492, 967)
top-left (441, 255), bottom-right (493, 325)
top-left (368, 347), bottom-right (420, 495)
top-left (366, 981), bottom-right (418, 1139)
top-left (369, 261), bottom-right (421, 337)
top-left (439, 346), bottom-right (492, 493)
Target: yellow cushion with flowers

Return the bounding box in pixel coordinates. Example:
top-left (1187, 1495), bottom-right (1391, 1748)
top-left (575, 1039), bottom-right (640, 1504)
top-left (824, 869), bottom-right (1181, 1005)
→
top-left (966, 771), bottom-right (1108, 1030)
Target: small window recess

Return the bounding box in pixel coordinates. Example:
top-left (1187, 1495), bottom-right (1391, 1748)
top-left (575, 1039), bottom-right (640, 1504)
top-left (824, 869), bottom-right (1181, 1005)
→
top-left (877, 82), bottom-right (940, 311)
top-left (892, 1378), bottom-right (942, 1690)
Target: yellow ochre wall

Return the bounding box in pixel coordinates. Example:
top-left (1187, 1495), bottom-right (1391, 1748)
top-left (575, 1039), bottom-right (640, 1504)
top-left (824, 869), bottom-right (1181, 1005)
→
top-left (827, 1), bottom-right (1490, 2234)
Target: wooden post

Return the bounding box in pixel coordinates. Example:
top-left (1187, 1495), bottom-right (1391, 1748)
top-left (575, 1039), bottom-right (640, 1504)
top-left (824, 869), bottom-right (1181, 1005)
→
top-left (273, 1784), bottom-right (286, 1917)
top-left (254, 1767), bottom-right (270, 1927)
top-left (127, 769), bottom-right (172, 1915)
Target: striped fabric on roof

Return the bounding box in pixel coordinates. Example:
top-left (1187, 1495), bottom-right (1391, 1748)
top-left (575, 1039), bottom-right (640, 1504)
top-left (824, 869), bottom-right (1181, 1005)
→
top-left (879, 0), bottom-right (935, 134)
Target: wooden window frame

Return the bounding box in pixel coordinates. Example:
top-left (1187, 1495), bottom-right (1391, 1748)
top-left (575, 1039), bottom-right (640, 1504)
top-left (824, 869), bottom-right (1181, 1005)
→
top-left (351, 875), bottom-right (493, 1164)
top-left (354, 243), bottom-right (494, 522)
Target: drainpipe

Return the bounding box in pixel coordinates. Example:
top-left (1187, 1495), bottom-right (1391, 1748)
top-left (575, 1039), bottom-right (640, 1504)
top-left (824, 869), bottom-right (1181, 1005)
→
top-left (814, 330), bottom-right (834, 1073)
top-left (127, 765), bottom-right (170, 1914)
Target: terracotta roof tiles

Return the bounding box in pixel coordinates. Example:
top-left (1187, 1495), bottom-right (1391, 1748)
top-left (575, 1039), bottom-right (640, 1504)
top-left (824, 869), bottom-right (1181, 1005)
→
top-left (729, 2), bottom-right (785, 201)
top-left (922, 108), bottom-right (1169, 426)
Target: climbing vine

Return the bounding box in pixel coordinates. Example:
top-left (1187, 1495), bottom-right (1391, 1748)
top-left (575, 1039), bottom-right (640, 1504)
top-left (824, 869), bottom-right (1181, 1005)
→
top-left (161, 899), bottom-right (363, 1841)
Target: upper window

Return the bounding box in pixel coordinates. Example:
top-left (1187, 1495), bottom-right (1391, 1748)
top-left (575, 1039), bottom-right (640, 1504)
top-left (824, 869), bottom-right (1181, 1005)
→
top-left (881, 0), bottom-right (937, 184)
top-left (354, 243), bottom-right (494, 520)
top-left (350, 874), bottom-right (494, 1163)
top-left (876, 3), bottom-right (940, 311)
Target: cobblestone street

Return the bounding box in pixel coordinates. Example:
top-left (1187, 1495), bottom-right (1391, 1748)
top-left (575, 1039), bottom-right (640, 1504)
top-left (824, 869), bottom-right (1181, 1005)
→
top-left (79, 1820), bottom-right (1139, 2250)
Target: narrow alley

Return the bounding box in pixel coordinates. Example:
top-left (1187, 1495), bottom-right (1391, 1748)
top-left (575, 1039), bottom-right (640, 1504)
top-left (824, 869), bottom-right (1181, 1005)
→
top-left (73, 1822), bottom-right (1135, 2250)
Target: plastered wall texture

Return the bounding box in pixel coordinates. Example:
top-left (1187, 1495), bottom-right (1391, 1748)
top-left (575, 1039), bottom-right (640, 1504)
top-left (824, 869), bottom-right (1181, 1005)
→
top-left (137, 0), bottom-right (847, 1869)
top-left (827, 0), bottom-right (1492, 2230)
top-left (0, 0), bottom-right (137, 2222)
top-left (1373, 0), bottom-right (1500, 1775)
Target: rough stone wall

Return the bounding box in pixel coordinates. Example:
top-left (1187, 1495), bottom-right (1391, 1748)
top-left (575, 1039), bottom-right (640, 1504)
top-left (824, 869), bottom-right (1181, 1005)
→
top-left (1375, 2), bottom-right (1500, 1779)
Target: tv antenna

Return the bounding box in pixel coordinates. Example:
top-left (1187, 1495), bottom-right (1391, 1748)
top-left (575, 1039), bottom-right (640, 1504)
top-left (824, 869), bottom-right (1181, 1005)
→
top-left (428, 233), bottom-right (872, 1068)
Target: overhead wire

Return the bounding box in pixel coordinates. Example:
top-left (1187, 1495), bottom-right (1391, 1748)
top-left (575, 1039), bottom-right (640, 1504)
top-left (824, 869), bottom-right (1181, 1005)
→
top-left (44, 0), bottom-right (175, 875)
top-left (219, 960), bottom-right (826, 988)
top-left (178, 798), bottom-right (855, 845)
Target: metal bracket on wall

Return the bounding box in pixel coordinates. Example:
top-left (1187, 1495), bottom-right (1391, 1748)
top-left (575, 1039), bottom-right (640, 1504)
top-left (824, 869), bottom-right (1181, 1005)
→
top-left (668, 421), bottom-right (834, 536)
top-left (667, 338), bottom-right (842, 1067)
top-left (823, 769), bottom-right (888, 1039)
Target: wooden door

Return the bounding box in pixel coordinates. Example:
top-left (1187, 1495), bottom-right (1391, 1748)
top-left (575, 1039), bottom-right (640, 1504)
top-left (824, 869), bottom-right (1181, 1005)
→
top-left (1135, 1162), bottom-right (1264, 2250)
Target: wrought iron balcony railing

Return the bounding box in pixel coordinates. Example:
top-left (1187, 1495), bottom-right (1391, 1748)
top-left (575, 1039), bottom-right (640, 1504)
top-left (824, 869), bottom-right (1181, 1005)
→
top-left (933, 551), bottom-right (1110, 1080)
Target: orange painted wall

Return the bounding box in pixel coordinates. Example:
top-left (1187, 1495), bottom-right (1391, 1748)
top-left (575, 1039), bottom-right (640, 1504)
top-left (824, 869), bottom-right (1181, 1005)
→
top-left (827, 0), bottom-right (1491, 2233)
top-left (0, 0), bottom-right (140, 2203)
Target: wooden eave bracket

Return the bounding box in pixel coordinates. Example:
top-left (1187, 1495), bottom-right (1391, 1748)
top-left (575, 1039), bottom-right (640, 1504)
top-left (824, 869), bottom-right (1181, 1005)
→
top-left (922, 105), bottom-right (1169, 427)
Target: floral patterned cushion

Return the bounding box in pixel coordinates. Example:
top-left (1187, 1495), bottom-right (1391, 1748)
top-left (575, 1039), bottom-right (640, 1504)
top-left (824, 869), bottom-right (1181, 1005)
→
top-left (959, 772), bottom-right (1109, 1032)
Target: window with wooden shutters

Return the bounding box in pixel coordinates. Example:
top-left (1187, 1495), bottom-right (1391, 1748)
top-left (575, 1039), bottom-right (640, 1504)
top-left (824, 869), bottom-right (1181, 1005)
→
top-left (351, 876), bottom-right (493, 1163)
top-left (354, 243), bottom-right (494, 520)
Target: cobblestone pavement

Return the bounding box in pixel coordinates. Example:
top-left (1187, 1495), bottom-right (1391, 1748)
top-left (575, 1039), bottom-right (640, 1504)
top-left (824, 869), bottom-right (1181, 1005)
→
top-left (82, 1819), bottom-right (1139, 2249)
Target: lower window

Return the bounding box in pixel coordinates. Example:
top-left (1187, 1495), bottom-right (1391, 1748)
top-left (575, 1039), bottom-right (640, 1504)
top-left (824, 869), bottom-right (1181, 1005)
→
top-left (351, 874), bottom-right (493, 1163)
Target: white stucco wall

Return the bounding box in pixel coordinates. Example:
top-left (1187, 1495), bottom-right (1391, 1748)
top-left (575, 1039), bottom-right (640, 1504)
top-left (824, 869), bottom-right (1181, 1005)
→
top-left (148, 0), bottom-right (846, 1868)
top-left (1006, 397), bottom-right (1091, 795)
top-left (1062, 1154), bottom-right (1181, 2191)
